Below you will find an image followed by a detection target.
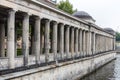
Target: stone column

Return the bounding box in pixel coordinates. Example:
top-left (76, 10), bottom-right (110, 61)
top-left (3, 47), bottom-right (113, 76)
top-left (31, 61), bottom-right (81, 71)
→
top-left (105, 36), bottom-right (107, 51)
top-left (98, 35), bottom-right (100, 53)
top-left (93, 33), bottom-right (96, 55)
top-left (65, 26), bottom-right (69, 59)
top-left (106, 37), bottom-right (108, 51)
top-left (113, 36), bottom-right (116, 50)
top-left (96, 35), bottom-right (98, 53)
top-left (71, 27), bottom-right (74, 58)
top-left (52, 22), bottom-right (57, 62)
top-left (7, 9), bottom-right (15, 69)
top-left (101, 36), bottom-right (102, 52)
top-left (88, 31), bottom-right (92, 56)
top-left (44, 19), bottom-right (50, 63)
top-left (111, 38), bottom-right (113, 50)
top-left (75, 29), bottom-right (78, 57)
top-left (86, 31), bottom-right (88, 56)
top-left (101, 36), bottom-right (103, 52)
top-left (102, 36), bottom-right (104, 52)
top-left (0, 23), bottom-right (5, 57)
top-left (83, 30), bottom-right (86, 57)
top-left (33, 17), bottom-right (41, 64)
top-left (22, 13), bottom-right (29, 66)
top-left (104, 36), bottom-right (106, 52)
top-left (78, 30), bottom-right (80, 56)
top-left (59, 24), bottom-right (64, 59)
top-left (79, 29), bottom-right (83, 57)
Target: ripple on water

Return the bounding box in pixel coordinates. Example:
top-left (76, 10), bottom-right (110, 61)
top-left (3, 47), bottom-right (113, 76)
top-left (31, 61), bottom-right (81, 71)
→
top-left (80, 54), bottom-right (120, 80)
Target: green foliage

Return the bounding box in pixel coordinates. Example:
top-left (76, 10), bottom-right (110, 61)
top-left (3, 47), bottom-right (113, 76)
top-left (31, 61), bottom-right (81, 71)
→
top-left (57, 0), bottom-right (77, 14)
top-left (116, 32), bottom-right (120, 41)
top-left (17, 49), bottom-right (22, 56)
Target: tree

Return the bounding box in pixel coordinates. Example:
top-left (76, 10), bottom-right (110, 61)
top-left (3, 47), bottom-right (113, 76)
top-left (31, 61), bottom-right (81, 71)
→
top-left (116, 32), bottom-right (120, 41)
top-left (57, 0), bottom-right (77, 14)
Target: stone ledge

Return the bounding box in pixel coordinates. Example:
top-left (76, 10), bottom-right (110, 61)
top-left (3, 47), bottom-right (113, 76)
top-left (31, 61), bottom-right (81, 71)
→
top-left (0, 51), bottom-right (116, 80)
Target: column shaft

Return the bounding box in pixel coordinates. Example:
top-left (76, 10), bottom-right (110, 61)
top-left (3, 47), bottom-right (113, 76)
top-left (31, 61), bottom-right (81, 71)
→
top-left (93, 33), bottom-right (96, 55)
top-left (79, 30), bottom-right (83, 57)
top-left (65, 26), bottom-right (69, 58)
top-left (22, 14), bottom-right (29, 66)
top-left (52, 22), bottom-right (57, 61)
top-left (88, 31), bottom-right (92, 56)
top-left (83, 31), bottom-right (86, 57)
top-left (71, 27), bottom-right (74, 58)
top-left (75, 29), bottom-right (78, 57)
top-left (59, 24), bottom-right (64, 59)
top-left (33, 17), bottom-right (41, 64)
top-left (44, 20), bottom-right (50, 63)
top-left (7, 10), bottom-right (15, 69)
top-left (113, 37), bottom-right (116, 50)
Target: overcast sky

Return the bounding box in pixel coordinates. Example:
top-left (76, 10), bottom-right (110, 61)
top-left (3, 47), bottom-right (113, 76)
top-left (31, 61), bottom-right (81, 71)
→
top-left (57, 0), bottom-right (120, 32)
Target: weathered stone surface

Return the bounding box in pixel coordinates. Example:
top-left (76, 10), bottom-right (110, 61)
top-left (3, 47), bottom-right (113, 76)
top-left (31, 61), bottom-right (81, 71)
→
top-left (0, 52), bottom-right (116, 80)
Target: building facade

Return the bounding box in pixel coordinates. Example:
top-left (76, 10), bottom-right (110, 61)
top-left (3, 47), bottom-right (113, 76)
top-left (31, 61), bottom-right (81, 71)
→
top-left (0, 0), bottom-right (115, 76)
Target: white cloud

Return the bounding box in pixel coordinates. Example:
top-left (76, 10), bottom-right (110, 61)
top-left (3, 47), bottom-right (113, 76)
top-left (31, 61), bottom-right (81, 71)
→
top-left (57, 0), bottom-right (120, 32)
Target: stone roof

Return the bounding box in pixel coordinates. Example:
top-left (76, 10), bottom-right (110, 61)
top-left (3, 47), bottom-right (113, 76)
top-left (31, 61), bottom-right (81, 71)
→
top-left (73, 11), bottom-right (95, 21)
top-left (104, 28), bottom-right (115, 35)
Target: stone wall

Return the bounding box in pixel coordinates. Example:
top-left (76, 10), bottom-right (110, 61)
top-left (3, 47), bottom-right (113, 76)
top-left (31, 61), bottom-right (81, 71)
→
top-left (0, 52), bottom-right (116, 80)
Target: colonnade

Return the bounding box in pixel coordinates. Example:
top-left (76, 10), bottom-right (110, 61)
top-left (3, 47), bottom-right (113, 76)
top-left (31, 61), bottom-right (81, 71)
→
top-left (0, 9), bottom-right (115, 69)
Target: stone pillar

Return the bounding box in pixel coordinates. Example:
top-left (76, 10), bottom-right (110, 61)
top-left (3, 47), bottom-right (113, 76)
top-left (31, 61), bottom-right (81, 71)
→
top-left (0, 23), bottom-right (5, 57)
top-left (59, 24), bottom-right (64, 59)
top-left (83, 30), bottom-right (86, 57)
top-left (22, 13), bottom-right (29, 66)
top-left (71, 27), bottom-right (74, 58)
top-left (52, 22), bottom-right (57, 61)
top-left (7, 9), bottom-right (15, 69)
top-left (106, 37), bottom-right (108, 51)
top-left (95, 34), bottom-right (99, 54)
top-left (104, 36), bottom-right (106, 52)
top-left (93, 33), bottom-right (96, 55)
top-left (75, 29), bottom-right (78, 57)
top-left (105, 37), bottom-right (107, 51)
top-left (86, 31), bottom-right (88, 56)
top-left (33, 17), bottom-right (41, 64)
top-left (65, 26), bottom-right (69, 59)
top-left (101, 36), bottom-right (103, 52)
top-left (44, 19), bottom-right (50, 63)
top-left (113, 36), bottom-right (116, 50)
top-left (78, 30), bottom-right (80, 56)
top-left (79, 29), bottom-right (83, 57)
top-left (98, 35), bottom-right (100, 53)
top-left (88, 31), bottom-right (92, 56)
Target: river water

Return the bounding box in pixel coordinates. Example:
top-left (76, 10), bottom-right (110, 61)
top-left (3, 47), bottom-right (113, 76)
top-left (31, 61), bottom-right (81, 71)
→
top-left (80, 54), bottom-right (120, 80)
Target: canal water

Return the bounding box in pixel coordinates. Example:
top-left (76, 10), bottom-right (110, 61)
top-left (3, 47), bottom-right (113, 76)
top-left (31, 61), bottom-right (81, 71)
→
top-left (80, 54), bottom-right (120, 80)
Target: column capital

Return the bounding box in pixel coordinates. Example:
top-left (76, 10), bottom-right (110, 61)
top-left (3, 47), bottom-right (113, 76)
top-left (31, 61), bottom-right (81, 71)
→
top-left (34, 16), bottom-right (41, 20)
top-left (51, 21), bottom-right (57, 25)
top-left (44, 19), bottom-right (50, 23)
top-left (22, 13), bottom-right (29, 17)
top-left (59, 23), bottom-right (64, 26)
top-left (65, 24), bottom-right (70, 27)
top-left (7, 9), bottom-right (17, 13)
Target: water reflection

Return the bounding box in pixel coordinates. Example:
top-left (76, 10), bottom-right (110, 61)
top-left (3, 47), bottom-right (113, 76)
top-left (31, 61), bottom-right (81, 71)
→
top-left (80, 54), bottom-right (120, 80)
